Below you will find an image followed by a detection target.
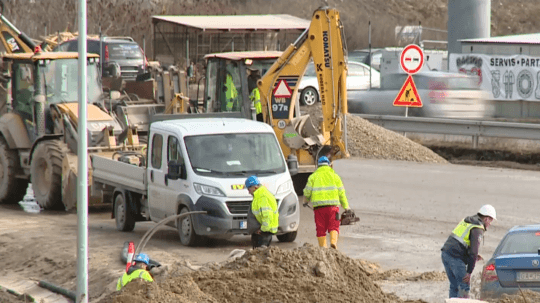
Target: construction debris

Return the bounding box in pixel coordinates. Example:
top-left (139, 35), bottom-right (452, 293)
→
top-left (301, 104), bottom-right (447, 163)
top-left (101, 244), bottom-right (428, 303)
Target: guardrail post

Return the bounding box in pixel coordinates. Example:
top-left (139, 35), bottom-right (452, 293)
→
top-left (472, 135), bottom-right (479, 149)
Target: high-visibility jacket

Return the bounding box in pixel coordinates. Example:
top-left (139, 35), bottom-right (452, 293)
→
top-left (251, 186), bottom-right (279, 233)
top-left (225, 73), bottom-right (238, 111)
top-left (249, 88), bottom-right (262, 114)
top-left (451, 219), bottom-right (485, 248)
top-left (116, 268), bottom-right (154, 291)
top-left (304, 165), bottom-right (349, 209)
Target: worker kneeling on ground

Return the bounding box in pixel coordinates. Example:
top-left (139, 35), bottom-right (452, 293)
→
top-left (245, 175), bottom-right (279, 249)
top-left (116, 253), bottom-right (154, 291)
top-left (441, 204), bottom-right (497, 298)
top-left (303, 156), bottom-right (350, 249)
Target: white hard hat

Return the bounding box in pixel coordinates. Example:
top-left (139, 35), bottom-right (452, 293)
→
top-left (478, 204), bottom-right (497, 220)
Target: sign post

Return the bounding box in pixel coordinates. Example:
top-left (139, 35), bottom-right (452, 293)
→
top-left (394, 44), bottom-right (424, 117)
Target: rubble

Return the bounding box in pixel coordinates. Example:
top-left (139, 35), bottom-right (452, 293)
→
top-left (301, 104), bottom-right (447, 163)
top-left (101, 244), bottom-right (428, 303)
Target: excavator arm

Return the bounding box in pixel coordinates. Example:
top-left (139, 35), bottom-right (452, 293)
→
top-left (258, 6), bottom-right (349, 172)
top-left (0, 2), bottom-right (37, 54)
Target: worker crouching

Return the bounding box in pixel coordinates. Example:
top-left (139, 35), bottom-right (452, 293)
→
top-left (303, 156), bottom-right (350, 249)
top-left (116, 253), bottom-right (154, 291)
top-left (245, 175), bottom-right (279, 249)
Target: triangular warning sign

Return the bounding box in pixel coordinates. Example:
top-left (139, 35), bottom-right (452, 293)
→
top-left (393, 75), bottom-right (423, 107)
top-left (273, 79), bottom-right (292, 98)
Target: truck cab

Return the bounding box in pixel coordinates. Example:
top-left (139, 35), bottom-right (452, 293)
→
top-left (91, 116), bottom-right (300, 246)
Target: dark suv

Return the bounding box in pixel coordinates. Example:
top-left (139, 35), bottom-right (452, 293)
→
top-left (54, 37), bottom-right (147, 80)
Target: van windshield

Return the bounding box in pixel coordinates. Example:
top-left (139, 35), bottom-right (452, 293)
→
top-left (184, 133), bottom-right (286, 177)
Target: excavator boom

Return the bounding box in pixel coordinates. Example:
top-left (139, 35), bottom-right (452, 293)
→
top-left (258, 7), bottom-right (349, 172)
top-left (0, 1), bottom-right (37, 53)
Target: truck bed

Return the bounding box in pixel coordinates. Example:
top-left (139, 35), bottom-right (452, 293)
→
top-left (91, 154), bottom-right (147, 194)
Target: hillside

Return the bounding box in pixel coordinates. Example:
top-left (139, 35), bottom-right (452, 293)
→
top-left (4, 0), bottom-right (539, 59)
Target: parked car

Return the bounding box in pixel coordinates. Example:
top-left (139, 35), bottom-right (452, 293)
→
top-left (298, 61), bottom-right (380, 106)
top-left (480, 224), bottom-right (540, 300)
top-left (348, 49), bottom-right (383, 70)
top-left (54, 36), bottom-right (147, 80)
top-left (348, 71), bottom-right (494, 119)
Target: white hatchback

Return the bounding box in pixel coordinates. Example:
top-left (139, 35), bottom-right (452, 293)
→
top-left (298, 61), bottom-right (380, 106)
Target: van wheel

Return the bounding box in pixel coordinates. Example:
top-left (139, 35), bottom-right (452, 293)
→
top-left (277, 231), bottom-right (297, 242)
top-left (115, 193), bottom-right (136, 232)
top-left (178, 207), bottom-right (202, 246)
top-left (0, 137), bottom-right (28, 204)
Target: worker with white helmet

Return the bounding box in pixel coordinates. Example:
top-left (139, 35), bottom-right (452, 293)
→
top-left (116, 253), bottom-right (154, 291)
top-left (441, 204), bottom-right (497, 299)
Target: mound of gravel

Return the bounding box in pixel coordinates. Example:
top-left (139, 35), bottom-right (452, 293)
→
top-left (102, 244), bottom-right (427, 303)
top-left (301, 105), bottom-right (447, 163)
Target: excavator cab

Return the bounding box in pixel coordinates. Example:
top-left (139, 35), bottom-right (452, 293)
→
top-left (203, 51), bottom-right (284, 120)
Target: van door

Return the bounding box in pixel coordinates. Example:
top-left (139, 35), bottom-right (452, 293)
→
top-left (163, 134), bottom-right (190, 216)
top-left (147, 131), bottom-right (167, 220)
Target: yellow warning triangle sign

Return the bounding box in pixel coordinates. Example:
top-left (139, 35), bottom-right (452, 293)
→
top-left (393, 75), bottom-right (423, 107)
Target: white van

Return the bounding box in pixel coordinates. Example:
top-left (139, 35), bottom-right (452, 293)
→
top-left (91, 116), bottom-right (300, 246)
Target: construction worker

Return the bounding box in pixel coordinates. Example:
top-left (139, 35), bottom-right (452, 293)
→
top-left (248, 68), bottom-right (263, 122)
top-left (303, 156), bottom-right (349, 249)
top-left (116, 253), bottom-right (154, 291)
top-left (441, 204), bottom-right (497, 298)
top-left (245, 175), bottom-right (279, 249)
top-left (224, 64), bottom-right (239, 112)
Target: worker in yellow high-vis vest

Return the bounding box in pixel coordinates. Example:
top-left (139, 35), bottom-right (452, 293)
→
top-left (248, 68), bottom-right (263, 122)
top-left (116, 253), bottom-right (154, 291)
top-left (303, 156), bottom-right (349, 249)
top-left (245, 175), bottom-right (279, 249)
top-left (441, 205), bottom-right (497, 298)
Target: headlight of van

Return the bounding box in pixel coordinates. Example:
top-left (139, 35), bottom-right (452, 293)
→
top-left (194, 183), bottom-right (225, 197)
top-left (277, 180), bottom-right (293, 195)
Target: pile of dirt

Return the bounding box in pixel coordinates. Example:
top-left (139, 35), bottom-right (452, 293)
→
top-left (301, 105), bottom-right (447, 163)
top-left (487, 290), bottom-right (540, 303)
top-left (101, 244), bottom-right (427, 303)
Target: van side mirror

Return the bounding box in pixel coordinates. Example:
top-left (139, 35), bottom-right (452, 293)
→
top-left (167, 160), bottom-right (182, 180)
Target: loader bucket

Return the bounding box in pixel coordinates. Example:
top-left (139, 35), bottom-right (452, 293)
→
top-left (61, 152), bottom-right (101, 211)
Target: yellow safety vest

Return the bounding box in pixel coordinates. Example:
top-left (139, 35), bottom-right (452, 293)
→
top-left (225, 74), bottom-right (238, 111)
top-left (116, 268), bottom-right (154, 291)
top-left (251, 186), bottom-right (279, 233)
top-left (451, 219), bottom-right (484, 248)
top-left (249, 88), bottom-right (262, 114)
top-left (304, 165), bottom-right (349, 209)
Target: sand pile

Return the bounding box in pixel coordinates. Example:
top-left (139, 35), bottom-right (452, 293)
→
top-left (301, 105), bottom-right (447, 163)
top-left (486, 290), bottom-right (540, 303)
top-left (101, 244), bottom-right (427, 303)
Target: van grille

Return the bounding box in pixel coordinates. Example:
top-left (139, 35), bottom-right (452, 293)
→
top-left (226, 201), bottom-right (251, 214)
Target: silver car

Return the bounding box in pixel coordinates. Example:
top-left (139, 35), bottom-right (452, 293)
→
top-left (298, 61), bottom-right (380, 106)
top-left (348, 71), bottom-right (494, 119)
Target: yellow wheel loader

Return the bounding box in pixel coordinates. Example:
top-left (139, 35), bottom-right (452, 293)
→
top-left (0, 50), bottom-right (139, 210)
top-left (200, 6), bottom-right (349, 193)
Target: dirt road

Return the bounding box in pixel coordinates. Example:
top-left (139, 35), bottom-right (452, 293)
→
top-left (1, 158), bottom-right (539, 302)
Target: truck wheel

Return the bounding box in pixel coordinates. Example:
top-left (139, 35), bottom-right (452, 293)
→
top-left (115, 193), bottom-right (135, 232)
top-left (277, 231), bottom-right (297, 242)
top-left (300, 87), bottom-right (319, 106)
top-left (30, 140), bottom-right (64, 210)
top-left (292, 173), bottom-right (310, 196)
top-left (0, 137), bottom-right (28, 204)
top-left (177, 207), bottom-right (202, 246)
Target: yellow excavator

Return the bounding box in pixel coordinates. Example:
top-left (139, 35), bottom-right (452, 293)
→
top-left (200, 7), bottom-right (349, 192)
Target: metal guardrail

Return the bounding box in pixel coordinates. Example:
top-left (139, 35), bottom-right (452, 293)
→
top-left (354, 114), bottom-right (540, 148)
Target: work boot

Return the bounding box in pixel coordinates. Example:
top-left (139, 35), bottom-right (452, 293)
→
top-left (317, 236), bottom-right (327, 248)
top-left (329, 230), bottom-right (339, 249)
